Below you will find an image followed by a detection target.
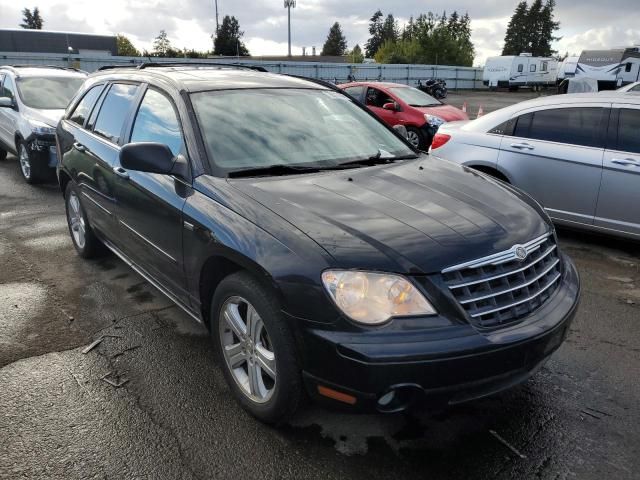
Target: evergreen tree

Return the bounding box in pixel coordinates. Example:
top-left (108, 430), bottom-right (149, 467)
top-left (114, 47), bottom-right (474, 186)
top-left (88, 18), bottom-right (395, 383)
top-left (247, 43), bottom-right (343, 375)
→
top-left (321, 22), bottom-right (348, 56)
top-left (213, 16), bottom-right (249, 56)
top-left (381, 14), bottom-right (399, 44)
top-left (538, 0), bottom-right (560, 56)
top-left (365, 10), bottom-right (384, 58)
top-left (152, 30), bottom-right (172, 57)
top-left (502, 1), bottom-right (529, 55)
top-left (116, 34), bottom-right (140, 56)
top-left (348, 44), bottom-right (364, 63)
top-left (20, 7), bottom-right (44, 29)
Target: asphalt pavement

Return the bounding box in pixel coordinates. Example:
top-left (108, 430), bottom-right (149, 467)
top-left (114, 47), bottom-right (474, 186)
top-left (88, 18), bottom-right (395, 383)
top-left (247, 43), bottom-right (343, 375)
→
top-left (1, 112), bottom-right (639, 479)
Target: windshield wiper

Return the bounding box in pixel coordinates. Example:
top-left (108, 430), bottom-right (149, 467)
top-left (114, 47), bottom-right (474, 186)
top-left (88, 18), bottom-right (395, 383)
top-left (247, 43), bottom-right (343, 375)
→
top-left (322, 151), bottom-right (418, 170)
top-left (228, 164), bottom-right (320, 178)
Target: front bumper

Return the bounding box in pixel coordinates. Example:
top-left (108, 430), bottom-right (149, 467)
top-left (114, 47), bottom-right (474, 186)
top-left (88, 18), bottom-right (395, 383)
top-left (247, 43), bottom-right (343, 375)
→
top-left (296, 253), bottom-right (580, 412)
top-left (27, 135), bottom-right (58, 168)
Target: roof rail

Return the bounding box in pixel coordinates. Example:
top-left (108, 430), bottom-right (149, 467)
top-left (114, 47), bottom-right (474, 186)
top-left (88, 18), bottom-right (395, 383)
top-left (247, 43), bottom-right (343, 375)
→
top-left (1, 64), bottom-right (86, 73)
top-left (284, 74), bottom-right (342, 92)
top-left (97, 62), bottom-right (268, 72)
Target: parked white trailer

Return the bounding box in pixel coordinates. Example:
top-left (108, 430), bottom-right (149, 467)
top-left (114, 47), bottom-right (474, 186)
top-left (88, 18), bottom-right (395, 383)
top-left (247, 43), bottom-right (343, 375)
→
top-left (483, 54), bottom-right (558, 89)
top-left (575, 48), bottom-right (640, 89)
top-left (557, 56), bottom-right (579, 81)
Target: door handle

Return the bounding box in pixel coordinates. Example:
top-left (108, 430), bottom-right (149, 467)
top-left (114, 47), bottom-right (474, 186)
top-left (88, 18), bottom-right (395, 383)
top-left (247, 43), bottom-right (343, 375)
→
top-left (73, 142), bottom-right (86, 152)
top-left (611, 158), bottom-right (640, 167)
top-left (113, 166), bottom-right (130, 179)
top-left (510, 143), bottom-right (535, 150)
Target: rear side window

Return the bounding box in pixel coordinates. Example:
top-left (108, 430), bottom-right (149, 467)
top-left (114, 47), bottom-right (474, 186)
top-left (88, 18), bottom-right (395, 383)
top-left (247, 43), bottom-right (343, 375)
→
top-left (630, 84), bottom-right (640, 92)
top-left (93, 83), bottom-right (139, 144)
top-left (513, 107), bottom-right (605, 148)
top-left (343, 86), bottom-right (364, 99)
top-left (130, 89), bottom-right (184, 156)
top-left (616, 109), bottom-right (640, 154)
top-left (69, 85), bottom-right (103, 127)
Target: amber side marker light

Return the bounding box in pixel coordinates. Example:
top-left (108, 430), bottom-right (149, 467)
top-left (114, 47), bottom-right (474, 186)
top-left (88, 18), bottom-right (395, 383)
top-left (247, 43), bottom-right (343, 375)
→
top-left (317, 385), bottom-right (357, 405)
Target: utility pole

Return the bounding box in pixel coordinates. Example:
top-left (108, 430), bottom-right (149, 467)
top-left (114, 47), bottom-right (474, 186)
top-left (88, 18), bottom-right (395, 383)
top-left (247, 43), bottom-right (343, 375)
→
top-left (215, 0), bottom-right (219, 33)
top-left (284, 0), bottom-right (296, 57)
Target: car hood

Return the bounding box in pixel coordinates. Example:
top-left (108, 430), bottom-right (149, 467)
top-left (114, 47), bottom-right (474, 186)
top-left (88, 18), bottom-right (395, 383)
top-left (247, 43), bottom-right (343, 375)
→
top-left (415, 104), bottom-right (469, 122)
top-left (227, 157), bottom-right (551, 274)
top-left (24, 107), bottom-right (65, 128)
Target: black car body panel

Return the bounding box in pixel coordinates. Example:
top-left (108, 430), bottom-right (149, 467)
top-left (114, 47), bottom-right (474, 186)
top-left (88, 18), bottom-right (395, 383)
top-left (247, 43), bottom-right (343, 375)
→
top-left (56, 66), bottom-right (580, 413)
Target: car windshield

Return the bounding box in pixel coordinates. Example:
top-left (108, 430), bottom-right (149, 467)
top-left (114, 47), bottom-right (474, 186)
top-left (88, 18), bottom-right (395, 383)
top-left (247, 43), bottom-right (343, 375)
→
top-left (17, 76), bottom-right (85, 110)
top-left (389, 87), bottom-right (441, 107)
top-left (191, 88), bottom-right (415, 174)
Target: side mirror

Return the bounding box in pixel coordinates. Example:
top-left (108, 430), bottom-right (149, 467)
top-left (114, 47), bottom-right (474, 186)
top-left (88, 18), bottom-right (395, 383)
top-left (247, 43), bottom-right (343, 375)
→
top-left (393, 124), bottom-right (409, 139)
top-left (120, 142), bottom-right (175, 175)
top-left (383, 102), bottom-right (399, 111)
top-left (0, 97), bottom-right (14, 108)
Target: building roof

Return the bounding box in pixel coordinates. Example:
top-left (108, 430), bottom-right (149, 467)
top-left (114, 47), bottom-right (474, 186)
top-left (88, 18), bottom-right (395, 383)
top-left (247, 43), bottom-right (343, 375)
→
top-left (0, 29), bottom-right (117, 55)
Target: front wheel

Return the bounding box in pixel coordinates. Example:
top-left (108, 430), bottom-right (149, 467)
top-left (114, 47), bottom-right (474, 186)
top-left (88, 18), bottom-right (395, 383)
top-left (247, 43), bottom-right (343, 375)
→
top-left (212, 272), bottom-right (303, 425)
top-left (64, 181), bottom-right (104, 258)
top-left (18, 142), bottom-right (42, 184)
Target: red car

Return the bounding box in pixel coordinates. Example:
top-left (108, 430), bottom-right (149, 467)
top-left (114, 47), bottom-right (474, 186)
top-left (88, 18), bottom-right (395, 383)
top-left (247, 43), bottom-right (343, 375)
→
top-left (338, 82), bottom-right (468, 149)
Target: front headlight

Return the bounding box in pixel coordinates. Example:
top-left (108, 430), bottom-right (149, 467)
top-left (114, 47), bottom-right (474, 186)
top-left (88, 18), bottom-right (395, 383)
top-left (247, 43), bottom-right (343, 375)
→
top-left (321, 270), bottom-right (437, 325)
top-left (425, 114), bottom-right (445, 127)
top-left (29, 120), bottom-right (56, 136)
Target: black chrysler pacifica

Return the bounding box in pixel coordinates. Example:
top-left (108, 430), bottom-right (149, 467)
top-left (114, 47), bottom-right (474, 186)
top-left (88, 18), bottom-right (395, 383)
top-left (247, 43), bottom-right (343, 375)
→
top-left (56, 64), bottom-right (580, 424)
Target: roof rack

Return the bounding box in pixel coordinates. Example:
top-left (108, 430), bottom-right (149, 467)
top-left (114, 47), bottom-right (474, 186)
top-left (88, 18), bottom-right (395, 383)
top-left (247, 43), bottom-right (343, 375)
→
top-left (1, 64), bottom-right (86, 73)
top-left (97, 62), bottom-right (268, 72)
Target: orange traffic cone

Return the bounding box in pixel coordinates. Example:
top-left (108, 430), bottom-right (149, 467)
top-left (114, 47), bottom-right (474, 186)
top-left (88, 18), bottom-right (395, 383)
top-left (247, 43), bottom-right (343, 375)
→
top-left (462, 102), bottom-right (467, 113)
top-left (477, 105), bottom-right (484, 118)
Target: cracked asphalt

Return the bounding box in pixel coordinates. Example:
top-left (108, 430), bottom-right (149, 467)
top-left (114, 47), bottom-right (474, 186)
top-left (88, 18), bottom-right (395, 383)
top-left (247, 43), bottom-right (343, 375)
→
top-left (1, 144), bottom-right (639, 479)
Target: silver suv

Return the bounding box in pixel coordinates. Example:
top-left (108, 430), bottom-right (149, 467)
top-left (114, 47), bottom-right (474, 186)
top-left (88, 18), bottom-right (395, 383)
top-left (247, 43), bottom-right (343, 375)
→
top-left (0, 65), bottom-right (86, 183)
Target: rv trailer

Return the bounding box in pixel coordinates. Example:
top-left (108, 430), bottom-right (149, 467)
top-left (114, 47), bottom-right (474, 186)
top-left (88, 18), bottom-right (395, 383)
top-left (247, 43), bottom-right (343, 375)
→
top-left (575, 48), bottom-right (640, 89)
top-left (483, 54), bottom-right (558, 89)
top-left (557, 56), bottom-right (579, 82)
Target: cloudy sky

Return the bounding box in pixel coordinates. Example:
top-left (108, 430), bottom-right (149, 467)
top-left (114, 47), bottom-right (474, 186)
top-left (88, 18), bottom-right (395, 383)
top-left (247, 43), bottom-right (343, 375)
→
top-left (1, 1), bottom-right (639, 65)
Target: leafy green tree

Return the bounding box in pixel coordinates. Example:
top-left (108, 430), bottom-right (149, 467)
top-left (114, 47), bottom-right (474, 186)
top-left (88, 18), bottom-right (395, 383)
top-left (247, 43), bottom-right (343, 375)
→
top-left (116, 34), bottom-right (140, 56)
top-left (213, 15), bottom-right (249, 56)
top-left (375, 10), bottom-right (474, 66)
top-left (321, 22), bottom-right (348, 56)
top-left (20, 7), bottom-right (43, 29)
top-left (152, 30), bottom-right (172, 57)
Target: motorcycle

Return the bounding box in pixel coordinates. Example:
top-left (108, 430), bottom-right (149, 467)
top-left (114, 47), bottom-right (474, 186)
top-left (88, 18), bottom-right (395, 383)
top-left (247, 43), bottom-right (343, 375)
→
top-left (417, 78), bottom-right (448, 99)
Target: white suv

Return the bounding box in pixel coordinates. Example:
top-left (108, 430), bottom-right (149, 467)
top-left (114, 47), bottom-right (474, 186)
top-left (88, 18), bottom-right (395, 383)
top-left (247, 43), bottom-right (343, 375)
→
top-left (0, 65), bottom-right (86, 183)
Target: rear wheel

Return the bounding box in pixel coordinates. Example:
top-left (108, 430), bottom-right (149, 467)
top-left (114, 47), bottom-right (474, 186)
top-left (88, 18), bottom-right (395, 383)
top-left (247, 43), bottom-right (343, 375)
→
top-left (406, 127), bottom-right (425, 150)
top-left (212, 272), bottom-right (302, 425)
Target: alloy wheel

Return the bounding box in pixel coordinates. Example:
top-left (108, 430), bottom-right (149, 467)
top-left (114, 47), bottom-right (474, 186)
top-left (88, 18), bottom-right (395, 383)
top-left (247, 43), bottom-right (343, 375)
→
top-left (406, 130), bottom-right (420, 148)
top-left (219, 296), bottom-right (276, 403)
top-left (67, 191), bottom-right (86, 249)
top-left (19, 145), bottom-right (31, 179)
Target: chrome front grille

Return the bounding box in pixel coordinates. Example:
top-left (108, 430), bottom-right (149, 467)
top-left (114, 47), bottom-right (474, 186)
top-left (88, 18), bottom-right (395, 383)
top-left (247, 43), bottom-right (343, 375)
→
top-left (441, 233), bottom-right (562, 329)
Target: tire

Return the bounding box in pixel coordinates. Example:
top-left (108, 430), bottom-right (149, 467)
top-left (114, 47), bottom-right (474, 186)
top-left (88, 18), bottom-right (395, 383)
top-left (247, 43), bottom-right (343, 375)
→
top-left (64, 181), bottom-right (104, 258)
top-left (211, 271), bottom-right (302, 425)
top-left (406, 126), bottom-right (425, 150)
top-left (17, 141), bottom-right (45, 184)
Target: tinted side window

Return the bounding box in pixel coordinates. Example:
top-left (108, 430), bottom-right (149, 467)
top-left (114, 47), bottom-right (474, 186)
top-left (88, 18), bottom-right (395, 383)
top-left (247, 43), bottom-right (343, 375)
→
top-left (93, 83), bottom-right (138, 144)
top-left (343, 86), bottom-right (364, 99)
top-left (617, 109), bottom-right (640, 154)
top-left (69, 85), bottom-right (103, 127)
top-left (130, 89), bottom-right (183, 156)
top-left (517, 64), bottom-right (524, 73)
top-left (530, 64), bottom-right (537, 72)
top-left (514, 108), bottom-right (605, 148)
top-left (630, 84), bottom-right (640, 92)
